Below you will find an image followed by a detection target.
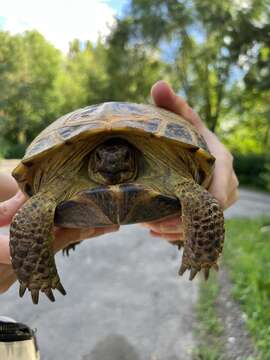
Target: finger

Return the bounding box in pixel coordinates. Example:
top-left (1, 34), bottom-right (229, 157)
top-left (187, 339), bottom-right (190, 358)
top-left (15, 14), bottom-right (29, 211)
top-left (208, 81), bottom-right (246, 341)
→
top-left (0, 234), bottom-right (11, 264)
top-left (142, 215), bottom-right (183, 234)
top-left (0, 173), bottom-right (18, 201)
top-left (150, 230), bottom-right (183, 242)
top-left (225, 187), bottom-right (240, 210)
top-left (209, 158), bottom-right (238, 209)
top-left (0, 264), bottom-right (17, 293)
top-left (145, 224), bottom-right (183, 234)
top-left (55, 225), bottom-right (119, 242)
top-left (231, 171), bottom-right (239, 191)
top-left (90, 226), bottom-right (120, 238)
top-left (54, 226), bottom-right (120, 252)
top-left (224, 171), bottom-right (239, 208)
top-left (151, 80), bottom-right (205, 131)
top-left (0, 191), bottom-right (26, 226)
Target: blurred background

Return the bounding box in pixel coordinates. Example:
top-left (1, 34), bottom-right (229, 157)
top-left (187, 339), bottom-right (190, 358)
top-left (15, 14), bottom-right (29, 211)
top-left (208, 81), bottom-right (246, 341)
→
top-left (0, 0), bottom-right (269, 191)
top-left (0, 1), bottom-right (270, 359)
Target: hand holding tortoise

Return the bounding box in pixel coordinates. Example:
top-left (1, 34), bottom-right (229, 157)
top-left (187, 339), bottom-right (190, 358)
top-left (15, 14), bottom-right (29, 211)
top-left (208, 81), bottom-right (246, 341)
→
top-left (1, 81), bottom-right (235, 302)
top-left (142, 81), bottom-right (239, 242)
top-left (0, 185), bottom-right (118, 294)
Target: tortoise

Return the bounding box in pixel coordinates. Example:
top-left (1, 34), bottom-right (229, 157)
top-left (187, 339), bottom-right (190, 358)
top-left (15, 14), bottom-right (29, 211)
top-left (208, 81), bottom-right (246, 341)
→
top-left (10, 102), bottom-right (224, 304)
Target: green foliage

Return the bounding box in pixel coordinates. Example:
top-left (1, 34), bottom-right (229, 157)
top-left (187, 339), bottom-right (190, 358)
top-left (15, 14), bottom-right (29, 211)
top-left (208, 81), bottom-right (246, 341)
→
top-left (0, 27), bottom-right (166, 158)
top-left (194, 273), bottom-right (225, 360)
top-left (55, 38), bottom-right (109, 114)
top-left (233, 153), bottom-right (268, 190)
top-left (0, 0), bottom-right (270, 178)
top-left (104, 18), bottom-right (166, 103)
top-left (0, 30), bottom-right (62, 158)
top-left (224, 218), bottom-right (270, 360)
top-left (260, 158), bottom-right (270, 192)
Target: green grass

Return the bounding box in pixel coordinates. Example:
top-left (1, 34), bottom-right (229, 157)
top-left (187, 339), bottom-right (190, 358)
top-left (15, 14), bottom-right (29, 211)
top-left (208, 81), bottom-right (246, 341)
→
top-left (195, 217), bottom-right (270, 360)
top-left (223, 217), bottom-right (270, 360)
top-left (193, 272), bottom-right (225, 360)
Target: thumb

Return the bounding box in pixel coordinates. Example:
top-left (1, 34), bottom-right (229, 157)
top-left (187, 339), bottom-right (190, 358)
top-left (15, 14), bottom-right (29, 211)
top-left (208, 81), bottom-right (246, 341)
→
top-left (0, 191), bottom-right (27, 227)
top-left (151, 80), bottom-right (206, 132)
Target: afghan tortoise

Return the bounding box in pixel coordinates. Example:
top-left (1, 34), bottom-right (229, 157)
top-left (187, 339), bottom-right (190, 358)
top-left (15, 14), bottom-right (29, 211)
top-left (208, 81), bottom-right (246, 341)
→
top-left (11, 102), bottom-right (224, 304)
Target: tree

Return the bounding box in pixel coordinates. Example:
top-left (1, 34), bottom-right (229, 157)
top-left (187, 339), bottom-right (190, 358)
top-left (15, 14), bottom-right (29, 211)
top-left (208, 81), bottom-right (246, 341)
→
top-left (55, 38), bottom-right (109, 114)
top-left (102, 18), bottom-right (166, 103)
top-left (0, 30), bottom-right (62, 158)
top-left (109, 0), bottom-right (269, 137)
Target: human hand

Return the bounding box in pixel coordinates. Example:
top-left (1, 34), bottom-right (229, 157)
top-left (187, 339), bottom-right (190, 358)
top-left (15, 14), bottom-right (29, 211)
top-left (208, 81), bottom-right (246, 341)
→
top-left (0, 191), bottom-right (119, 292)
top-left (142, 80), bottom-right (239, 243)
top-left (0, 173), bottom-right (18, 201)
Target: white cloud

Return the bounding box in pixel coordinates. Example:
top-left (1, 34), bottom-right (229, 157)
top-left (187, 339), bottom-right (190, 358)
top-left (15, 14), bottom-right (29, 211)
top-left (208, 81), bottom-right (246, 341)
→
top-left (0, 0), bottom-right (116, 52)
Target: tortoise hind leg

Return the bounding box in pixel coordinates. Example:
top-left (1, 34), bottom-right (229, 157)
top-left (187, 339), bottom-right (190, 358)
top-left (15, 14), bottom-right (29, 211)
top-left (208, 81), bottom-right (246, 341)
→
top-left (175, 179), bottom-right (224, 280)
top-left (10, 193), bottom-right (66, 304)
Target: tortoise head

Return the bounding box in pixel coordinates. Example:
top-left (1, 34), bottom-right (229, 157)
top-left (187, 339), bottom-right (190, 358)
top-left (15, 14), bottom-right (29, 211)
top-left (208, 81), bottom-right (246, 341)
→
top-left (88, 138), bottom-right (139, 185)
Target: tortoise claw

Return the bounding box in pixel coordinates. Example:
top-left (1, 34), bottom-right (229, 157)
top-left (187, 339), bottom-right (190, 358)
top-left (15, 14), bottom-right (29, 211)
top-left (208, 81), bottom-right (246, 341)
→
top-left (189, 267), bottom-right (199, 281)
top-left (62, 242), bottom-right (81, 256)
top-left (19, 283), bottom-right (27, 298)
top-left (56, 282), bottom-right (66, 296)
top-left (44, 288), bottom-right (55, 302)
top-left (174, 240), bottom-right (183, 250)
top-left (178, 263), bottom-right (188, 276)
top-left (31, 289), bottom-right (39, 304)
top-left (213, 263), bottom-right (219, 272)
top-left (204, 267), bottom-right (210, 280)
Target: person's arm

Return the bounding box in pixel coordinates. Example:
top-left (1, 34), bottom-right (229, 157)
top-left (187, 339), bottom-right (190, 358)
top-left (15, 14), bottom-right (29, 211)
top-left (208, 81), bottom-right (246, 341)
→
top-left (0, 191), bottom-right (119, 293)
top-left (142, 80), bottom-right (239, 242)
top-left (0, 173), bottom-right (18, 201)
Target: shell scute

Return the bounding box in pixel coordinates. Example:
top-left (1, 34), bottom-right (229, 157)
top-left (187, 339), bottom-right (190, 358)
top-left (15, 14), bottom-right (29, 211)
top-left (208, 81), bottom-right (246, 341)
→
top-left (19, 102), bottom-right (214, 184)
top-left (112, 118), bottom-right (160, 133)
top-left (197, 135), bottom-right (208, 152)
top-left (29, 137), bottom-right (55, 155)
top-left (57, 122), bottom-right (104, 140)
top-left (165, 122), bottom-right (193, 143)
top-left (110, 102), bottom-right (148, 116)
top-left (79, 105), bottom-right (100, 118)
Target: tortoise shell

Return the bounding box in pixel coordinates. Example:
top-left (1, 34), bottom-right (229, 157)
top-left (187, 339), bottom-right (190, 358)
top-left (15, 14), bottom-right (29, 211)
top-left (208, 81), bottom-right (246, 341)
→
top-left (13, 102), bottom-right (215, 191)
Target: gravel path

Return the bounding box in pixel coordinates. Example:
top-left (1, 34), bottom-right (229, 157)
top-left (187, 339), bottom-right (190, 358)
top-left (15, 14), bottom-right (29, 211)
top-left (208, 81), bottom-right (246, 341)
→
top-left (225, 188), bottom-right (270, 219)
top-left (216, 269), bottom-right (258, 360)
top-left (0, 226), bottom-right (197, 360)
top-left (0, 188), bottom-right (269, 360)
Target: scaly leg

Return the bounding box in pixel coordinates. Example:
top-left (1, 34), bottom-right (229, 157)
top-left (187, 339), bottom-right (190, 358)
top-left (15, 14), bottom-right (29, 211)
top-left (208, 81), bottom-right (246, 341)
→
top-left (10, 193), bottom-right (66, 304)
top-left (175, 179), bottom-right (224, 280)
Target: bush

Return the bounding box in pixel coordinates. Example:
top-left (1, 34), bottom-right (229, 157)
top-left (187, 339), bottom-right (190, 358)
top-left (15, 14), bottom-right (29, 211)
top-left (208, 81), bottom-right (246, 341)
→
top-left (233, 153), bottom-right (269, 191)
top-left (261, 162), bottom-right (270, 192)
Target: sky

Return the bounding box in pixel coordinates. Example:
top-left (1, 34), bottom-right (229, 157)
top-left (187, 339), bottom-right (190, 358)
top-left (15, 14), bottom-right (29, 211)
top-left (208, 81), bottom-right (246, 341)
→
top-left (0, 0), bottom-right (127, 52)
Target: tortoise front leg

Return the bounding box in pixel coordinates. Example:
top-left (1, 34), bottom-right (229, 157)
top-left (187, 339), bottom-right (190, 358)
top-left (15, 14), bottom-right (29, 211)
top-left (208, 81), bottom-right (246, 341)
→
top-left (175, 179), bottom-right (224, 280)
top-left (10, 193), bottom-right (66, 304)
